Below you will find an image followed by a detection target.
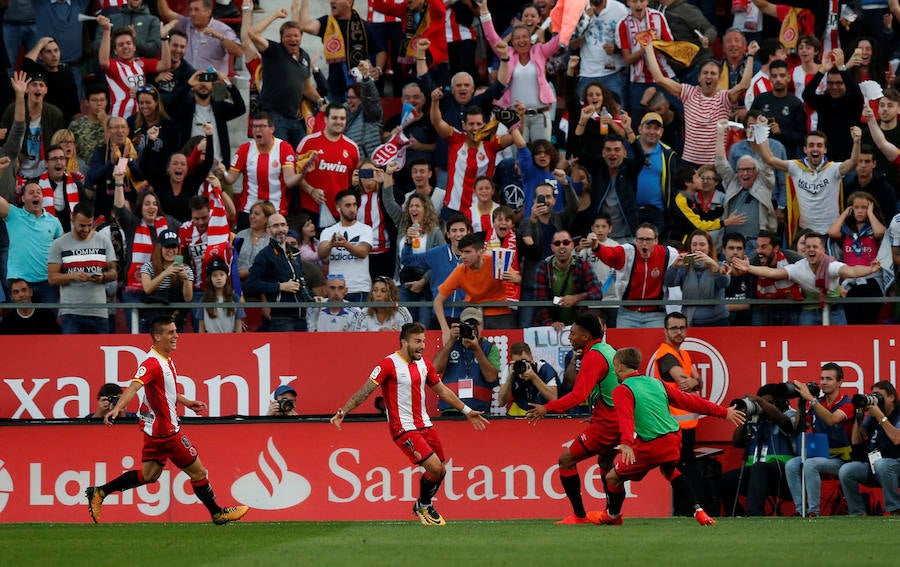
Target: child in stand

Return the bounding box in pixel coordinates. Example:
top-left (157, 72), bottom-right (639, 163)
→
top-left (577, 213), bottom-right (620, 328)
top-left (199, 258), bottom-right (245, 333)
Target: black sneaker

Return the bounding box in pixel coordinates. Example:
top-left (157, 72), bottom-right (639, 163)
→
top-left (413, 502), bottom-right (446, 526)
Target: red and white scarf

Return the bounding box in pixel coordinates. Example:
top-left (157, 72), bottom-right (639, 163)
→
top-left (127, 217), bottom-right (169, 291)
top-left (181, 181), bottom-right (232, 290)
top-left (39, 171), bottom-right (83, 221)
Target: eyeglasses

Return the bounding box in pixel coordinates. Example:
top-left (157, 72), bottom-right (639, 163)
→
top-left (666, 325), bottom-right (687, 332)
top-left (635, 236), bottom-right (657, 242)
top-left (552, 239), bottom-right (572, 246)
top-left (327, 273), bottom-right (345, 280)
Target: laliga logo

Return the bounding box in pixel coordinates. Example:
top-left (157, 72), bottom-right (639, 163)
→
top-left (231, 437), bottom-right (311, 510)
top-left (0, 460), bottom-right (12, 513)
top-left (645, 338), bottom-right (730, 408)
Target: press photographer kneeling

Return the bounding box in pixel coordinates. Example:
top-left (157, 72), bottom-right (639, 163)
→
top-left (722, 384), bottom-right (796, 516)
top-left (499, 342), bottom-right (559, 417)
top-left (839, 382), bottom-right (900, 516)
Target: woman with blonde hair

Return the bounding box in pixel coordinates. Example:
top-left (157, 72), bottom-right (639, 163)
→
top-left (50, 129), bottom-right (87, 175)
top-left (352, 276), bottom-right (412, 331)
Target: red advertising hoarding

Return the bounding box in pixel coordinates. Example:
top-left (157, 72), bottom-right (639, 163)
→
top-left (0, 420), bottom-right (671, 522)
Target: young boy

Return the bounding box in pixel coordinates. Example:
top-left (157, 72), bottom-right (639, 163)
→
top-left (577, 213), bottom-right (619, 326)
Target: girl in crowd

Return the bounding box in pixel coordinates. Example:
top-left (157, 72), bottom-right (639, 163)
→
top-left (565, 54), bottom-right (626, 174)
top-left (465, 176), bottom-right (500, 232)
top-left (352, 276), bottom-right (412, 331)
top-left (199, 259), bottom-right (244, 333)
top-left (140, 232), bottom-right (194, 332)
top-left (295, 213), bottom-right (321, 267)
top-left (664, 229), bottom-right (730, 327)
top-left (827, 191), bottom-right (886, 325)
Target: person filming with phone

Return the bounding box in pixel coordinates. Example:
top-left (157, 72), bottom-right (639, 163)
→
top-left (139, 229), bottom-right (194, 332)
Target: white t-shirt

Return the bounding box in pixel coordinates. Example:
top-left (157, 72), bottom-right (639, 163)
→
top-left (783, 258), bottom-right (845, 294)
top-left (510, 59), bottom-right (542, 109)
top-left (786, 159), bottom-right (843, 234)
top-left (308, 304), bottom-right (360, 332)
top-left (889, 213), bottom-right (900, 248)
top-left (321, 221), bottom-right (373, 294)
top-left (579, 1), bottom-right (628, 77)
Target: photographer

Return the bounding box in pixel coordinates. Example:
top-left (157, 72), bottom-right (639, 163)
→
top-left (722, 384), bottom-right (796, 516)
top-left (839, 381), bottom-right (900, 516)
top-left (499, 342), bottom-right (559, 417)
top-left (245, 213), bottom-right (326, 332)
top-left (785, 363), bottom-right (855, 517)
top-left (267, 384), bottom-right (299, 416)
top-left (433, 307), bottom-right (501, 416)
top-left (85, 383), bottom-right (137, 420)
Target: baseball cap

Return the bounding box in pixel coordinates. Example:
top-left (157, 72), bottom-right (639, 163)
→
top-left (640, 112), bottom-right (664, 126)
top-left (206, 257), bottom-right (229, 276)
top-left (459, 307), bottom-right (483, 325)
top-left (274, 384), bottom-right (297, 397)
top-left (159, 230), bottom-right (180, 247)
top-left (28, 72), bottom-right (46, 84)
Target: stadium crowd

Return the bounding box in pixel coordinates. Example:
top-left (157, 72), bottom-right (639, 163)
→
top-left (2, 0), bottom-right (900, 335)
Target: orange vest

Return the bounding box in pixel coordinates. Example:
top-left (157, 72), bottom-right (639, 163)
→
top-left (652, 342), bottom-right (699, 429)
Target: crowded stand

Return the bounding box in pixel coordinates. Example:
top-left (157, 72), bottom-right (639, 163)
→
top-left (1, 0), bottom-right (899, 335)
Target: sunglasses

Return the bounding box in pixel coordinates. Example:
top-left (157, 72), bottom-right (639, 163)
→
top-left (136, 85), bottom-right (159, 98)
top-left (327, 273), bottom-right (345, 280)
top-left (552, 239), bottom-right (572, 246)
top-left (374, 276), bottom-right (393, 284)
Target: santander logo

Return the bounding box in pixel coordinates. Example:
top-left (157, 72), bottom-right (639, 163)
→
top-left (0, 460), bottom-right (12, 513)
top-left (231, 437), bottom-right (310, 510)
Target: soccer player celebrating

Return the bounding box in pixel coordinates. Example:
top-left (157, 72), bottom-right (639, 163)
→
top-left (599, 347), bottom-right (745, 526)
top-left (85, 316), bottom-right (249, 525)
top-left (330, 322), bottom-right (489, 526)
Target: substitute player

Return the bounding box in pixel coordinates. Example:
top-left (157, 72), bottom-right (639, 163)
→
top-left (525, 313), bottom-right (620, 525)
top-left (330, 322), bottom-right (489, 526)
top-left (599, 347), bottom-right (745, 526)
top-left (84, 316), bottom-right (249, 525)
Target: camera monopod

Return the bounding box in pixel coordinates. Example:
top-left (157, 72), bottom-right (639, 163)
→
top-left (797, 399), bottom-right (810, 517)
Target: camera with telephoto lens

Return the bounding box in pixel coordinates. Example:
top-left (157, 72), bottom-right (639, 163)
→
top-left (729, 396), bottom-right (763, 419)
top-left (852, 391), bottom-right (884, 409)
top-left (277, 398), bottom-right (295, 413)
top-left (773, 381), bottom-right (820, 399)
top-left (292, 276), bottom-right (314, 302)
top-left (459, 320), bottom-right (478, 340)
top-left (107, 395), bottom-right (120, 408)
top-left (512, 359), bottom-right (537, 380)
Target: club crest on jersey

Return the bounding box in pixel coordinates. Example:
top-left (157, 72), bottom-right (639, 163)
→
top-left (135, 366), bottom-right (147, 379)
top-left (369, 365), bottom-right (381, 380)
top-left (271, 159), bottom-right (279, 168)
top-left (342, 150), bottom-right (349, 158)
top-left (651, 267), bottom-right (661, 278)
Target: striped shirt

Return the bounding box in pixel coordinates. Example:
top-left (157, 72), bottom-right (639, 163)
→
top-left (444, 131), bottom-right (501, 212)
top-left (104, 58), bottom-right (160, 118)
top-left (134, 348), bottom-right (181, 437)
top-left (371, 352), bottom-right (440, 437)
top-left (744, 70), bottom-right (772, 109)
top-left (616, 8), bottom-right (673, 83)
top-left (680, 83), bottom-right (732, 165)
top-left (230, 139), bottom-right (296, 215)
top-left (359, 189), bottom-right (390, 254)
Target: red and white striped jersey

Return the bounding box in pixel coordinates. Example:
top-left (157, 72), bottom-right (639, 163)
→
top-left (680, 84), bottom-right (731, 166)
top-left (104, 57), bottom-right (160, 118)
top-left (134, 347), bottom-right (180, 437)
top-left (465, 201), bottom-right (498, 233)
top-left (370, 352), bottom-right (440, 437)
top-left (358, 189), bottom-right (390, 254)
top-left (791, 64), bottom-right (822, 130)
top-left (616, 8), bottom-right (673, 83)
top-left (445, 7), bottom-right (473, 42)
top-left (230, 139), bottom-right (296, 215)
top-left (366, 0), bottom-right (400, 23)
top-left (744, 70), bottom-right (772, 109)
top-left (444, 131), bottom-right (501, 212)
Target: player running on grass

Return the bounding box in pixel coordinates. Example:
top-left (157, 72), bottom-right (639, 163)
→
top-left (85, 316), bottom-right (249, 525)
top-left (330, 322), bottom-right (489, 526)
top-left (595, 347), bottom-right (745, 526)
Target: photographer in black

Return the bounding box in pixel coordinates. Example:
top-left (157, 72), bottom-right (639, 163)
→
top-left (245, 213), bottom-right (326, 331)
top-left (499, 342), bottom-right (559, 417)
top-left (267, 384), bottom-right (299, 417)
top-left (721, 384), bottom-right (796, 516)
top-left (85, 383), bottom-right (137, 421)
top-left (839, 381), bottom-right (900, 516)
top-left (433, 307), bottom-right (501, 416)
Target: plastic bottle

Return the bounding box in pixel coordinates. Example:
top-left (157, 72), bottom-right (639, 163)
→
top-left (599, 107), bottom-right (612, 135)
top-left (411, 222), bottom-right (421, 248)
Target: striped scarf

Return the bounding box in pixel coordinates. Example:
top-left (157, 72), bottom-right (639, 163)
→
top-left (39, 171), bottom-right (83, 221)
top-left (127, 217), bottom-right (169, 291)
top-left (182, 181), bottom-right (232, 290)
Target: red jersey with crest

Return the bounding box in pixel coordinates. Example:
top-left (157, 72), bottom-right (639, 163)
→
top-left (133, 347), bottom-right (180, 437)
top-left (296, 132), bottom-right (360, 218)
top-left (370, 352), bottom-right (441, 438)
top-left (445, 131), bottom-right (501, 212)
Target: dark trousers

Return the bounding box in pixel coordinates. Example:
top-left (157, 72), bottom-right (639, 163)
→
top-left (721, 460), bottom-right (790, 516)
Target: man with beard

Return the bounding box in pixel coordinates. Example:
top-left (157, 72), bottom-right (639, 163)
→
top-left (331, 322), bottom-right (489, 526)
top-left (756, 122), bottom-right (861, 242)
top-left (36, 145), bottom-right (90, 233)
top-left (47, 202), bottom-right (117, 334)
top-left (224, 112), bottom-right (301, 228)
top-left (750, 60), bottom-right (807, 158)
top-left (526, 314), bottom-right (620, 525)
top-left (296, 104), bottom-right (360, 225)
top-left (734, 232), bottom-right (880, 325)
top-left (172, 68), bottom-right (245, 165)
top-left (590, 222), bottom-right (679, 328)
top-left (245, 212), bottom-right (326, 331)
top-left (318, 189), bottom-right (373, 302)
top-left (632, 112), bottom-right (677, 233)
top-left (154, 30), bottom-right (196, 112)
top-left (860, 88), bottom-right (900, 191)
top-left (801, 48), bottom-right (864, 161)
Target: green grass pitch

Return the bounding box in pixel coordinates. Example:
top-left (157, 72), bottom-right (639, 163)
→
top-left (1, 517), bottom-right (896, 566)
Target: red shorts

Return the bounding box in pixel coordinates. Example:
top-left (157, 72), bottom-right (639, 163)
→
top-left (141, 431), bottom-right (199, 468)
top-left (394, 428), bottom-right (445, 465)
top-left (613, 432), bottom-right (681, 481)
top-left (569, 412), bottom-right (620, 462)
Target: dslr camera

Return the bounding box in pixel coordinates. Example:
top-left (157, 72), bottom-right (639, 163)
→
top-left (773, 381), bottom-right (820, 399)
top-left (512, 359), bottom-right (537, 380)
top-left (852, 391), bottom-right (883, 409)
top-left (459, 320), bottom-right (478, 340)
top-left (729, 396), bottom-right (764, 420)
top-left (278, 398), bottom-right (296, 413)
top-left (107, 395), bottom-right (120, 408)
